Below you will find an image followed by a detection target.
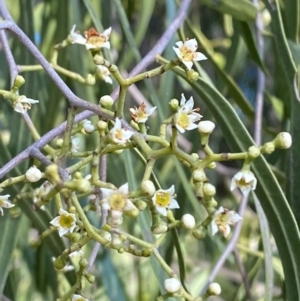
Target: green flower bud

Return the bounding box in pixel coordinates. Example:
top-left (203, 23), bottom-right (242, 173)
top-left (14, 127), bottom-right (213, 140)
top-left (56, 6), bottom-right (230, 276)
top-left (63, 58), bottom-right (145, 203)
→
top-left (192, 168), bottom-right (207, 182)
top-left (97, 120), bottom-right (108, 130)
top-left (248, 145), bottom-right (260, 158)
top-left (151, 221), bottom-right (168, 234)
top-left (169, 98), bottom-right (179, 111)
top-left (99, 95), bottom-right (113, 109)
top-left (203, 183), bottom-right (216, 197)
top-left (186, 69), bottom-right (200, 82)
top-left (273, 132), bottom-right (292, 149)
top-left (86, 74), bottom-right (96, 86)
top-left (207, 282), bottom-right (221, 296)
top-left (79, 258), bottom-right (88, 268)
top-left (192, 225), bottom-right (207, 240)
top-left (141, 180), bottom-right (156, 197)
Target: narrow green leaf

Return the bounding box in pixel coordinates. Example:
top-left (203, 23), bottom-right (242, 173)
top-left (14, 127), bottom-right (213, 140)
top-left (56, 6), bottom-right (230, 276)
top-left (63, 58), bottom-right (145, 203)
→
top-left (199, 0), bottom-right (258, 22)
top-left (0, 214), bottom-right (22, 294)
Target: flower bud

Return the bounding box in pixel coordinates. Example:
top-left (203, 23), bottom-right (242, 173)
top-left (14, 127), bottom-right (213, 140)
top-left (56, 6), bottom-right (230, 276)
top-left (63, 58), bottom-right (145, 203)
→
top-left (203, 183), bottom-right (216, 197)
top-left (207, 282), bottom-right (221, 296)
top-left (86, 74), bottom-right (96, 85)
top-left (186, 69), bottom-right (200, 82)
top-left (126, 208), bottom-right (140, 218)
top-left (79, 258), bottom-right (88, 268)
top-left (112, 236), bottom-right (122, 247)
top-left (192, 225), bottom-right (207, 240)
top-left (198, 120), bottom-right (215, 134)
top-left (99, 95), bottom-right (113, 109)
top-left (192, 169), bottom-right (207, 182)
top-left (102, 231), bottom-right (112, 242)
top-left (207, 162), bottom-right (216, 169)
top-left (141, 180), bottom-right (156, 197)
top-left (164, 278), bottom-right (181, 293)
top-left (45, 164), bottom-right (61, 183)
top-left (83, 119), bottom-right (95, 133)
top-left (97, 120), bottom-right (108, 130)
top-left (274, 132), bottom-right (292, 149)
top-left (261, 142), bottom-right (275, 154)
top-left (181, 214), bottom-right (196, 229)
top-left (25, 166), bottom-right (42, 182)
top-left (151, 222), bottom-right (168, 234)
top-left (86, 274), bottom-right (95, 284)
top-left (248, 145), bottom-right (260, 158)
top-left (75, 179), bottom-right (91, 193)
top-left (135, 200), bottom-right (147, 211)
top-left (169, 99), bottom-right (179, 111)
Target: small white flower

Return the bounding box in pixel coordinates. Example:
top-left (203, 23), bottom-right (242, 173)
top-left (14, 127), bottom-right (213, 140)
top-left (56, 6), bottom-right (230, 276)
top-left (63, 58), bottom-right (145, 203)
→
top-left (198, 120), bottom-right (215, 134)
top-left (25, 166), bottom-right (42, 182)
top-left (174, 94), bottom-right (202, 133)
top-left (173, 38), bottom-right (207, 70)
top-left (101, 183), bottom-right (137, 224)
top-left (69, 25), bottom-right (111, 50)
top-left (181, 214), bottom-right (196, 229)
top-left (109, 118), bottom-right (134, 145)
top-left (83, 120), bottom-right (95, 133)
top-left (230, 170), bottom-right (257, 196)
top-left (164, 278), bottom-right (181, 293)
top-left (97, 65), bottom-right (112, 84)
top-left (129, 103), bottom-right (156, 123)
top-left (211, 206), bottom-right (242, 237)
top-left (151, 185), bottom-right (179, 216)
top-left (50, 208), bottom-right (76, 237)
top-left (72, 294), bottom-right (89, 301)
top-left (0, 194), bottom-right (14, 216)
top-left (14, 95), bottom-right (39, 114)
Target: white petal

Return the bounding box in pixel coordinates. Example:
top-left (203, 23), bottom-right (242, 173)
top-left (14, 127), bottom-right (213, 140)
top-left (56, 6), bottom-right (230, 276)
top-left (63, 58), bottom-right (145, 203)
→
top-left (102, 27), bottom-right (112, 38)
top-left (168, 185), bottom-right (175, 196)
top-left (168, 198), bottom-right (179, 209)
top-left (175, 41), bottom-right (183, 48)
top-left (50, 216), bottom-right (60, 227)
top-left (119, 183), bottom-right (129, 194)
top-left (228, 211), bottom-right (242, 224)
top-left (223, 225), bottom-right (231, 237)
top-left (59, 208), bottom-right (69, 216)
top-left (182, 60), bottom-right (193, 70)
top-left (185, 96), bottom-right (195, 110)
top-left (211, 220), bottom-right (219, 235)
top-left (156, 206), bottom-right (167, 216)
top-left (193, 52), bottom-right (207, 61)
top-left (184, 38), bottom-right (198, 50)
top-left (101, 188), bottom-right (114, 199)
top-left (101, 41), bottom-right (111, 49)
top-left (147, 106), bottom-right (157, 117)
top-left (173, 47), bottom-right (181, 59)
top-left (58, 227), bottom-right (69, 237)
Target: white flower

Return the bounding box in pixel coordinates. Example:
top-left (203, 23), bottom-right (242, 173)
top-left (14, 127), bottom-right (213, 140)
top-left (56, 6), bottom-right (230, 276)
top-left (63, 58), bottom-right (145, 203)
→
top-left (164, 278), bottom-right (181, 293)
top-left (174, 94), bottom-right (202, 133)
top-left (14, 95), bottom-right (39, 114)
top-left (101, 183), bottom-right (137, 219)
top-left (211, 206), bottom-right (242, 237)
top-left (83, 120), bottom-right (95, 133)
top-left (129, 103), bottom-right (156, 123)
top-left (25, 166), bottom-right (42, 182)
top-left (109, 118), bottom-right (134, 145)
top-left (181, 214), bottom-right (196, 229)
top-left (97, 65), bottom-right (112, 84)
top-left (50, 208), bottom-right (76, 237)
top-left (151, 185), bottom-right (179, 216)
top-left (72, 294), bottom-right (89, 301)
top-left (173, 38), bottom-right (207, 70)
top-left (69, 25), bottom-right (111, 50)
top-left (0, 194), bottom-right (14, 216)
top-left (230, 170), bottom-right (257, 196)
top-left (198, 120), bottom-right (215, 134)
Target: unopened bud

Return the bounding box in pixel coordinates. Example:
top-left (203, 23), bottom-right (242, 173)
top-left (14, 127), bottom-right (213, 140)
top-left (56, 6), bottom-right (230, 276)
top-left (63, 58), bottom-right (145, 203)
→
top-left (192, 169), bottom-right (207, 182)
top-left (169, 99), bottom-right (179, 111)
top-left (141, 180), bottom-right (156, 197)
top-left (25, 166), bottom-right (42, 182)
top-left (207, 282), bottom-right (221, 296)
top-left (203, 183), bottom-right (216, 197)
top-left (151, 222), bottom-right (168, 234)
top-left (45, 164), bottom-right (61, 183)
top-left (198, 120), bottom-right (215, 134)
top-left (181, 214), bottom-right (196, 229)
top-left (79, 258), bottom-right (88, 268)
top-left (86, 74), bottom-right (96, 86)
top-left (97, 120), bottom-right (108, 130)
top-left (86, 274), bottom-right (95, 284)
top-left (164, 278), bottom-right (181, 293)
top-left (261, 142), bottom-right (275, 154)
top-left (273, 132), bottom-right (292, 149)
top-left (99, 95), bottom-right (113, 109)
top-left (192, 225), bottom-right (207, 240)
top-left (83, 119), bottom-right (95, 133)
top-left (248, 145), bottom-right (260, 158)
top-left (186, 69), bottom-right (200, 82)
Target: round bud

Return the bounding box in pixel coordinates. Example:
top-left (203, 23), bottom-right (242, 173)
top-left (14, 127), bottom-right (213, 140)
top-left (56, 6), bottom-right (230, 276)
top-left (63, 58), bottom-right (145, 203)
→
top-left (198, 120), bottom-right (215, 134)
top-left (97, 120), bottom-right (108, 130)
top-left (79, 258), bottom-right (88, 268)
top-left (86, 274), bottom-right (95, 284)
top-left (207, 162), bottom-right (216, 169)
top-left (75, 179), bottom-right (91, 193)
top-left (126, 208), bottom-right (140, 218)
top-left (99, 95), bottom-right (113, 109)
top-left (83, 119), bottom-right (95, 133)
top-left (74, 171), bottom-right (82, 179)
top-left (192, 225), bottom-right (207, 240)
top-left (181, 214), bottom-right (196, 229)
top-left (141, 180), bottom-right (156, 197)
top-left (86, 74), bottom-right (96, 86)
top-left (274, 132), bottom-right (292, 149)
top-left (261, 142), bottom-right (275, 154)
top-left (169, 99), bottom-right (179, 111)
top-left (112, 236), bottom-right (122, 247)
top-left (203, 183), bottom-right (216, 197)
top-left (151, 222), bottom-right (168, 234)
top-left (248, 145), bottom-right (261, 158)
top-left (164, 278), bottom-right (181, 293)
top-left (186, 70), bottom-right (200, 82)
top-left (192, 169), bottom-right (207, 182)
top-left (25, 166), bottom-right (42, 182)
top-left (102, 231), bottom-right (112, 242)
top-left (13, 75), bottom-right (25, 89)
top-left (135, 200), bottom-right (147, 211)
top-left (207, 282), bottom-right (221, 296)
